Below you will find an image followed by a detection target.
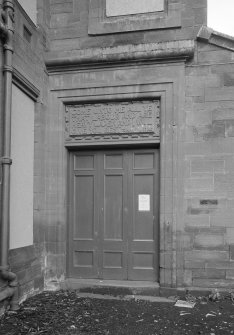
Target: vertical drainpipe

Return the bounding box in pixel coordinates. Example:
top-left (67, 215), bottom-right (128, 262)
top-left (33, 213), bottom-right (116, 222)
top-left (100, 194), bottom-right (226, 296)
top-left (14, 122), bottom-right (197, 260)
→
top-left (0, 0), bottom-right (19, 311)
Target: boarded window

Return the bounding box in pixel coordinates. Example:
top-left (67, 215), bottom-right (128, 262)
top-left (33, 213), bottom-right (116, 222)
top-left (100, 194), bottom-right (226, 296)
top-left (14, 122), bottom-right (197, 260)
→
top-left (10, 85), bottom-right (34, 249)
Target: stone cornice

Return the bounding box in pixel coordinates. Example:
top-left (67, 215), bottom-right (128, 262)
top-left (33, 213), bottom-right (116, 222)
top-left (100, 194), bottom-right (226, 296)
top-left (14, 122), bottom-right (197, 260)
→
top-left (12, 67), bottom-right (40, 101)
top-left (197, 25), bottom-right (234, 52)
top-left (45, 39), bottom-right (195, 73)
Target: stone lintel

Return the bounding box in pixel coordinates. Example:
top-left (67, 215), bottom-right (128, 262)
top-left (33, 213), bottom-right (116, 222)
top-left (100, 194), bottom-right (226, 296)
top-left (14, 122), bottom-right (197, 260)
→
top-left (45, 40), bottom-right (195, 73)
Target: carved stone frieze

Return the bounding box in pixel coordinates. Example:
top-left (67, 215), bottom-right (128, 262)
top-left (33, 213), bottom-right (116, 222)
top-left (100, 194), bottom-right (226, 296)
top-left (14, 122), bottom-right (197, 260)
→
top-left (65, 100), bottom-right (160, 145)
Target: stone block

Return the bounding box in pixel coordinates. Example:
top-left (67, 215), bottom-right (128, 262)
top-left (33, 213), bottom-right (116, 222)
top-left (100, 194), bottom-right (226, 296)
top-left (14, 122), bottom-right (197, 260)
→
top-left (192, 269), bottom-right (225, 279)
top-left (50, 0), bottom-right (68, 4)
top-left (16, 263), bottom-right (41, 286)
top-left (185, 177), bottom-right (214, 192)
top-left (176, 233), bottom-right (192, 249)
top-left (185, 250), bottom-right (228, 262)
top-left (185, 260), bottom-right (206, 269)
top-left (185, 85), bottom-right (204, 97)
top-left (186, 110), bottom-right (212, 126)
top-left (187, 198), bottom-right (226, 216)
top-left (160, 269), bottom-right (172, 287)
top-left (194, 234), bottom-right (224, 249)
top-left (45, 223), bottom-right (66, 243)
top-left (194, 121), bottom-right (226, 141)
top-left (200, 50), bottom-right (233, 64)
top-left (226, 228), bottom-right (234, 244)
top-left (212, 107), bottom-right (234, 122)
top-left (224, 72), bottom-right (234, 87)
top-left (214, 174), bottom-right (234, 194)
top-left (50, 13), bottom-right (69, 28)
top-left (211, 214), bottom-right (234, 228)
top-left (190, 158), bottom-right (225, 174)
top-left (184, 270), bottom-right (192, 286)
top-left (9, 246), bottom-right (36, 268)
top-left (46, 242), bottom-right (66, 255)
top-left (34, 276), bottom-right (44, 290)
top-left (204, 75), bottom-right (221, 88)
top-left (176, 252), bottom-right (184, 269)
top-left (206, 261), bottom-right (234, 270)
top-left (205, 87), bottom-right (234, 102)
top-left (50, 2), bottom-right (73, 14)
top-left (191, 0), bottom-right (207, 9)
top-left (160, 252), bottom-right (173, 269)
top-left (225, 120), bottom-right (234, 137)
top-left (181, 17), bottom-right (194, 28)
top-left (19, 281), bottom-right (34, 299)
top-left (185, 215), bottom-right (210, 228)
top-left (193, 278), bottom-right (234, 288)
top-left (50, 26), bottom-right (86, 40)
top-left (112, 32), bottom-right (145, 47)
top-left (230, 245), bottom-right (234, 260)
top-left (226, 270), bottom-right (234, 279)
top-left (46, 254), bottom-right (66, 275)
top-left (17, 270), bottom-right (27, 284)
top-left (186, 65), bottom-right (210, 77)
top-left (194, 8), bottom-right (207, 24)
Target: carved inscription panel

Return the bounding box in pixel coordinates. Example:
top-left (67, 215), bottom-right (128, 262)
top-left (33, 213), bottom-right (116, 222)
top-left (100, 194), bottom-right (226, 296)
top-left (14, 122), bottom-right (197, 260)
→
top-left (65, 101), bottom-right (160, 145)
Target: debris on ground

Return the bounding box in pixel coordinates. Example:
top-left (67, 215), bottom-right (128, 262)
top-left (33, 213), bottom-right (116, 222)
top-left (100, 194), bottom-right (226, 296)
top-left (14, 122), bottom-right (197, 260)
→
top-left (0, 290), bottom-right (234, 334)
top-left (209, 289), bottom-right (222, 302)
top-left (175, 300), bottom-right (196, 308)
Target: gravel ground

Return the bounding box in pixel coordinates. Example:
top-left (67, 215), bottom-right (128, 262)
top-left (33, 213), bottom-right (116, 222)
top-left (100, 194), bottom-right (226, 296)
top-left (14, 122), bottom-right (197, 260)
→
top-left (0, 290), bottom-right (234, 334)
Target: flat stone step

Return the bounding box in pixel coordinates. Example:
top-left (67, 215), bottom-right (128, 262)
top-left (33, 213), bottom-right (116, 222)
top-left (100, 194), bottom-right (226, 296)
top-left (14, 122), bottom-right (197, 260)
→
top-left (60, 279), bottom-right (160, 297)
top-left (75, 292), bottom-right (174, 303)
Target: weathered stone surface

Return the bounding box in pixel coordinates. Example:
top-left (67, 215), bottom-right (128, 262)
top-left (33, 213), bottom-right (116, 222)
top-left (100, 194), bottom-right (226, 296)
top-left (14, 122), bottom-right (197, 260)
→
top-left (193, 269), bottom-right (225, 279)
top-left (230, 245), bottom-right (234, 260)
top-left (193, 279), bottom-right (234, 288)
top-left (65, 101), bottom-right (160, 145)
top-left (45, 40), bottom-right (195, 71)
top-left (194, 234), bottom-right (224, 249)
top-left (185, 250), bottom-right (229, 262)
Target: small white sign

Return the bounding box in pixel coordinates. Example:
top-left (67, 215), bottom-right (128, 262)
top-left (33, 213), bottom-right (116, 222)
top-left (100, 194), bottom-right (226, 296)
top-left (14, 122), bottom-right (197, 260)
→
top-left (138, 194), bottom-right (150, 211)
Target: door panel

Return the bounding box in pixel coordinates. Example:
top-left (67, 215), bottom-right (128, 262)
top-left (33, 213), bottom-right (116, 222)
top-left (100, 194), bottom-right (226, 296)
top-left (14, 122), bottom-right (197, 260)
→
top-left (74, 175), bottom-right (94, 239)
top-left (133, 174), bottom-right (154, 240)
top-left (128, 150), bottom-right (159, 281)
top-left (68, 149), bottom-right (159, 281)
top-left (104, 175), bottom-right (123, 240)
top-left (69, 152), bottom-right (99, 278)
top-left (101, 152), bottom-right (128, 279)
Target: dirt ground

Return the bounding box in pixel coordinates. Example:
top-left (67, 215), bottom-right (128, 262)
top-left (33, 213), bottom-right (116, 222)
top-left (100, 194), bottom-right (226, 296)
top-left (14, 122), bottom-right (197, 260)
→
top-left (0, 290), bottom-right (234, 335)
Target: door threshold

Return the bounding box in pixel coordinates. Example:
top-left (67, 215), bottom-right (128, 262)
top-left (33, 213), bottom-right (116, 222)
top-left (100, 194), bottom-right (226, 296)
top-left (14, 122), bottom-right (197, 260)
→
top-left (61, 278), bottom-right (160, 297)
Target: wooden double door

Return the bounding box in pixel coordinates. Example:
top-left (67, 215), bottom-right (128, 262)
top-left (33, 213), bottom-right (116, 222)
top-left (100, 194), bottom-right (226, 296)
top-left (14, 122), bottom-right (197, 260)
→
top-left (68, 148), bottom-right (159, 281)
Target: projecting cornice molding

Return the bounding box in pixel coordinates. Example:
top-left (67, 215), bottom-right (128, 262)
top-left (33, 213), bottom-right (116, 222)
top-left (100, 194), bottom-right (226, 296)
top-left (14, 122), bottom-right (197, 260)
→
top-left (197, 25), bottom-right (234, 52)
top-left (45, 39), bottom-right (195, 73)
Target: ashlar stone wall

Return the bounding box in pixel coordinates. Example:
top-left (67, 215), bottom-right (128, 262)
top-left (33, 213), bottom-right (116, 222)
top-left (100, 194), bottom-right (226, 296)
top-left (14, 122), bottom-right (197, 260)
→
top-left (182, 41), bottom-right (234, 288)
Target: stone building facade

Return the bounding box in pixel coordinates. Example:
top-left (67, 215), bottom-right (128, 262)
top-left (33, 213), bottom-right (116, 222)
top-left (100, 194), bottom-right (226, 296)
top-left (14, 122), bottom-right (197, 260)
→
top-left (1, 0), bottom-right (234, 309)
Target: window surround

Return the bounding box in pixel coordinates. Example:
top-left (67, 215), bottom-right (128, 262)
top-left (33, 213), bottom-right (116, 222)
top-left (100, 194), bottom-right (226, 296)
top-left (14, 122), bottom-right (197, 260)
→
top-left (88, 0), bottom-right (182, 35)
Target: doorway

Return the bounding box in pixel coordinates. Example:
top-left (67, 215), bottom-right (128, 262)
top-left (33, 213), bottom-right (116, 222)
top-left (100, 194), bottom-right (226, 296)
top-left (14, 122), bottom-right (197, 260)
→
top-left (68, 148), bottom-right (159, 281)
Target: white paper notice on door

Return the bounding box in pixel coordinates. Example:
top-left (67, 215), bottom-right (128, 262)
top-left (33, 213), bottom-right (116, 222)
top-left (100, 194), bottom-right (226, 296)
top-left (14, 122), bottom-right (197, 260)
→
top-left (138, 194), bottom-right (150, 211)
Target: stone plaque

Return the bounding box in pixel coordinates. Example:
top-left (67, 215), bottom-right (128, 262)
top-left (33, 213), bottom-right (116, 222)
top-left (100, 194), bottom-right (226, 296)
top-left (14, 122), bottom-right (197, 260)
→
top-left (65, 100), bottom-right (160, 145)
top-left (106, 0), bottom-right (164, 17)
